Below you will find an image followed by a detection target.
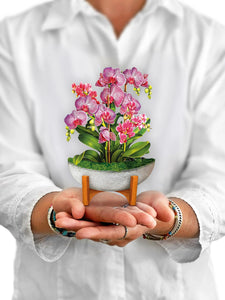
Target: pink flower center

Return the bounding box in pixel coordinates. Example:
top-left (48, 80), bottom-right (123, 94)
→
top-left (108, 96), bottom-right (114, 104)
top-left (102, 111), bottom-right (110, 121)
top-left (128, 102), bottom-right (136, 110)
top-left (109, 77), bottom-right (117, 84)
top-left (128, 78), bottom-right (135, 84)
top-left (82, 104), bottom-right (89, 112)
top-left (73, 119), bottom-right (82, 127)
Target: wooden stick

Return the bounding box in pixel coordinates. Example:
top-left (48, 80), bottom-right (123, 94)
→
top-left (129, 176), bottom-right (138, 206)
top-left (82, 176), bottom-right (90, 206)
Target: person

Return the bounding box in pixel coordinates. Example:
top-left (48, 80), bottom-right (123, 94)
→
top-left (0, 0), bottom-right (225, 299)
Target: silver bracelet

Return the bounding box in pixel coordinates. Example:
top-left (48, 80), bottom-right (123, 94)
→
top-left (143, 199), bottom-right (183, 240)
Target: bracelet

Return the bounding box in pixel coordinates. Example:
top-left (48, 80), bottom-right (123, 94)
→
top-left (47, 206), bottom-right (76, 237)
top-left (143, 199), bottom-right (183, 241)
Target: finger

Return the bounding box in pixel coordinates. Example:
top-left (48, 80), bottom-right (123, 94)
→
top-left (56, 212), bottom-right (71, 219)
top-left (84, 206), bottom-right (137, 227)
top-left (56, 197), bottom-right (84, 219)
top-left (137, 191), bottom-right (174, 222)
top-left (152, 198), bottom-right (174, 222)
top-left (76, 224), bottom-right (126, 240)
top-left (90, 224), bottom-right (149, 247)
top-left (116, 205), bottom-right (156, 228)
top-left (136, 202), bottom-right (157, 217)
top-left (55, 217), bottom-right (99, 231)
top-left (53, 190), bottom-right (85, 219)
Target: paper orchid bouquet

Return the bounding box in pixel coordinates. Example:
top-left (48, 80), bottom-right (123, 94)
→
top-left (64, 67), bottom-right (153, 171)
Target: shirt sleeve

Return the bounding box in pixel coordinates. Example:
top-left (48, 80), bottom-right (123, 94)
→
top-left (0, 19), bottom-right (71, 262)
top-left (158, 22), bottom-right (225, 263)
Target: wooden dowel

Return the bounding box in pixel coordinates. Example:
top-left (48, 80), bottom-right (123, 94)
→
top-left (82, 176), bottom-right (90, 206)
top-left (129, 176), bottom-right (138, 206)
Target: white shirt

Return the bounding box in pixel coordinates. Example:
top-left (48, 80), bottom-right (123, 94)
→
top-left (1, 0), bottom-right (225, 299)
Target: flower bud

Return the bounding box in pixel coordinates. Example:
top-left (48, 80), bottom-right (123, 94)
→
top-left (91, 126), bottom-right (95, 131)
top-left (70, 129), bottom-right (75, 134)
top-left (89, 119), bottom-right (95, 125)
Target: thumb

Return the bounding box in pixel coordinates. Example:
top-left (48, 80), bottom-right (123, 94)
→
top-left (152, 197), bottom-right (174, 222)
top-left (53, 188), bottom-right (85, 219)
top-left (71, 198), bottom-right (85, 219)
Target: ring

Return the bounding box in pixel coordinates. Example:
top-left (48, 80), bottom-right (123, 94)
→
top-left (119, 225), bottom-right (128, 240)
top-left (99, 239), bottom-right (110, 244)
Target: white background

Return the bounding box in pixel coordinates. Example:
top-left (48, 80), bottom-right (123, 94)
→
top-left (0, 0), bottom-right (225, 299)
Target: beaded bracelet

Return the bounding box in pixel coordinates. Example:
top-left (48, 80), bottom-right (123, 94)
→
top-left (143, 199), bottom-right (183, 241)
top-left (47, 206), bottom-right (76, 237)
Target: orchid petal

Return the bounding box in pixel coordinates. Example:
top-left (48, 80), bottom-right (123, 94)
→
top-left (111, 85), bottom-right (124, 107)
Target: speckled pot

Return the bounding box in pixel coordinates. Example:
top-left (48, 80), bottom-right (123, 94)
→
top-left (69, 161), bottom-right (155, 191)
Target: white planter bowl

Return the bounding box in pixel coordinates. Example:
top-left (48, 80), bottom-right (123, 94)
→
top-left (69, 161), bottom-right (155, 191)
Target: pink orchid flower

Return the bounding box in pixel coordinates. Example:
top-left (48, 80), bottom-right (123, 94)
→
top-left (120, 94), bottom-right (141, 116)
top-left (116, 120), bottom-right (135, 144)
top-left (123, 67), bottom-right (145, 88)
top-left (89, 90), bottom-right (99, 103)
top-left (141, 74), bottom-right (149, 87)
top-left (131, 114), bottom-right (147, 130)
top-left (75, 96), bottom-right (98, 115)
top-left (118, 133), bottom-right (127, 144)
top-left (72, 83), bottom-right (92, 96)
top-left (72, 83), bottom-right (99, 103)
top-left (64, 110), bottom-right (88, 129)
top-left (72, 83), bottom-right (91, 97)
top-left (96, 67), bottom-right (126, 87)
top-left (95, 73), bottom-right (107, 87)
top-left (100, 85), bottom-right (124, 107)
top-left (95, 104), bottom-right (116, 126)
top-left (99, 127), bottom-right (116, 144)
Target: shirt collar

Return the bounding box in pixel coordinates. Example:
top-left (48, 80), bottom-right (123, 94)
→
top-left (41, 0), bottom-right (183, 31)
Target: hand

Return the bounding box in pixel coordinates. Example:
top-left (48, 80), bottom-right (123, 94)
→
top-left (54, 189), bottom-right (156, 233)
top-left (54, 190), bottom-right (157, 239)
top-left (75, 191), bottom-right (175, 247)
top-left (53, 188), bottom-right (99, 232)
top-left (136, 191), bottom-right (175, 236)
top-left (74, 191), bottom-right (157, 246)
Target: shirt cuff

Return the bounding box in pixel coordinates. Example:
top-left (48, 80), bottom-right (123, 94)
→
top-left (14, 186), bottom-right (71, 262)
top-left (156, 188), bottom-right (219, 263)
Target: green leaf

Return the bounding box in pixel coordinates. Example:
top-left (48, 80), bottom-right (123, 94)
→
top-left (127, 134), bottom-right (144, 147)
top-left (78, 134), bottom-right (104, 153)
top-left (72, 151), bottom-right (85, 165)
top-left (83, 150), bottom-right (101, 162)
top-left (76, 125), bottom-right (98, 138)
top-left (68, 157), bottom-right (73, 164)
top-left (110, 102), bottom-right (116, 111)
top-left (111, 149), bottom-right (123, 162)
top-left (122, 141), bottom-right (150, 158)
